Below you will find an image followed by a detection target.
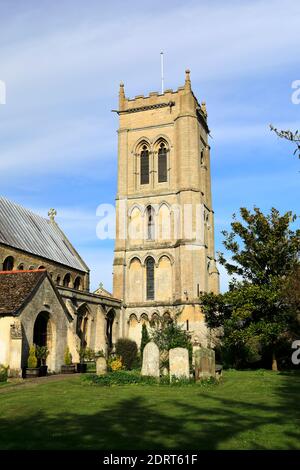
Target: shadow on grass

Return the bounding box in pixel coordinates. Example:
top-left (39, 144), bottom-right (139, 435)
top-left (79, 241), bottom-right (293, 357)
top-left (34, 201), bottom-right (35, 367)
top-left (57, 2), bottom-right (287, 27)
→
top-left (1, 371), bottom-right (300, 450)
top-left (275, 370), bottom-right (300, 448)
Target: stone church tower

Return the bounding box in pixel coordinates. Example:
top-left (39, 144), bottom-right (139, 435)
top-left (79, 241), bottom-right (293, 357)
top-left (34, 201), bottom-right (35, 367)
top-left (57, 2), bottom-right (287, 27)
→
top-left (113, 70), bottom-right (219, 347)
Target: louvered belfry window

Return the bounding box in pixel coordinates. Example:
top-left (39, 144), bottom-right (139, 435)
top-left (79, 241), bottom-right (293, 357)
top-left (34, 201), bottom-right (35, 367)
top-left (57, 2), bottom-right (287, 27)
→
top-left (158, 143), bottom-right (167, 182)
top-left (140, 145), bottom-right (149, 185)
top-left (146, 257), bottom-right (155, 300)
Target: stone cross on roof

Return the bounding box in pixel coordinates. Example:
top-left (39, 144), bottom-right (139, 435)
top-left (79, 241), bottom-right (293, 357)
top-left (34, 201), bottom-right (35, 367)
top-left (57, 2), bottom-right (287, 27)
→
top-left (48, 208), bottom-right (57, 221)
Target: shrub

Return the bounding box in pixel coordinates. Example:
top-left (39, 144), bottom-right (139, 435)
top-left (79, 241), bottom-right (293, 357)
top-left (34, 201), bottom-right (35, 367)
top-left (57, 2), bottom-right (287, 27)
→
top-left (0, 364), bottom-right (9, 383)
top-left (27, 345), bottom-right (38, 368)
top-left (85, 347), bottom-right (96, 361)
top-left (140, 323), bottom-right (150, 353)
top-left (36, 346), bottom-right (49, 366)
top-left (115, 339), bottom-right (138, 370)
top-left (64, 347), bottom-right (72, 365)
top-left (77, 347), bottom-right (95, 363)
top-left (82, 370), bottom-right (158, 386)
top-left (95, 349), bottom-right (105, 358)
top-left (81, 371), bottom-right (219, 388)
top-left (109, 357), bottom-right (123, 372)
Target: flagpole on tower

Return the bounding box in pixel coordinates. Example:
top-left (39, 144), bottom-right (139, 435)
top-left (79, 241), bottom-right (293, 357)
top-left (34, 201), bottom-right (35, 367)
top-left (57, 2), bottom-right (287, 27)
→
top-left (160, 51), bottom-right (164, 94)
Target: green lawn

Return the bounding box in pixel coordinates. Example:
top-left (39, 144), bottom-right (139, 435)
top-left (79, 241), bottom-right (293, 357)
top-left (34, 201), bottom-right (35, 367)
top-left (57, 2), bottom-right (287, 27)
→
top-left (0, 370), bottom-right (299, 450)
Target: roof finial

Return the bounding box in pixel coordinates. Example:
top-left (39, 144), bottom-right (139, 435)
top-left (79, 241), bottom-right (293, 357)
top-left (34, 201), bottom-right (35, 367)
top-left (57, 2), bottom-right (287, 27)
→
top-left (201, 101), bottom-right (207, 118)
top-left (185, 69), bottom-right (191, 90)
top-left (119, 81), bottom-right (125, 109)
top-left (48, 208), bottom-right (57, 222)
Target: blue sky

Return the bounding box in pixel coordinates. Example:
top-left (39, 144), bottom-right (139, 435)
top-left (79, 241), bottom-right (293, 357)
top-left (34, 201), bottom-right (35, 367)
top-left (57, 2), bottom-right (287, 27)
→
top-left (0, 0), bottom-right (299, 292)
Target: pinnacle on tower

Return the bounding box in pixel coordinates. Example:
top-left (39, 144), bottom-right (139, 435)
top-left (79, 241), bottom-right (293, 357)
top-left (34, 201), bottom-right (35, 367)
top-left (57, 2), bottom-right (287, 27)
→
top-left (184, 69), bottom-right (191, 90)
top-left (119, 81), bottom-right (125, 110)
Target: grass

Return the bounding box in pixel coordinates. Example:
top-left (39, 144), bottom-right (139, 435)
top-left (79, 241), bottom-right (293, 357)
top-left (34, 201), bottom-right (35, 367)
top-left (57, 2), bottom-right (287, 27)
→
top-left (0, 369), bottom-right (299, 450)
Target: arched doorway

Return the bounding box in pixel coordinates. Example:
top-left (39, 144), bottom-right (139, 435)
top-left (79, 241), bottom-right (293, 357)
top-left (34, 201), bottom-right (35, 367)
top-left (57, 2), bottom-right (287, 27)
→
top-left (33, 312), bottom-right (52, 367)
top-left (106, 309), bottom-right (115, 350)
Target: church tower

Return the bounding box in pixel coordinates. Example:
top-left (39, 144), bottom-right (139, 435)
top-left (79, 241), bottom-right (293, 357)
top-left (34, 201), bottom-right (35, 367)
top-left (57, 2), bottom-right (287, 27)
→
top-left (113, 70), bottom-right (219, 346)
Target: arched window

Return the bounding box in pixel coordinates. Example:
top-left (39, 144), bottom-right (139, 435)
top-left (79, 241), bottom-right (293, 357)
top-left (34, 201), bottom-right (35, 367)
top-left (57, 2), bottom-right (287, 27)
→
top-left (158, 142), bottom-right (167, 182)
top-left (140, 145), bottom-right (149, 185)
top-left (74, 276), bottom-right (82, 290)
top-left (38, 266), bottom-right (45, 270)
top-left (17, 264), bottom-right (24, 270)
top-left (147, 206), bottom-right (155, 240)
top-left (3, 256), bottom-right (14, 271)
top-left (146, 257), bottom-right (155, 300)
top-left (63, 273), bottom-right (71, 287)
top-left (56, 275), bottom-right (61, 285)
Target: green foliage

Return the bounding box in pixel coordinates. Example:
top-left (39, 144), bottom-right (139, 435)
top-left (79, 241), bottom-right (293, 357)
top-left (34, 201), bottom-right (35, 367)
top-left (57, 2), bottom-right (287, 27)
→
top-left (85, 348), bottom-right (96, 361)
top-left (150, 316), bottom-right (193, 364)
top-left (82, 371), bottom-right (158, 386)
top-left (218, 207), bottom-right (299, 285)
top-left (95, 349), bottom-right (105, 358)
top-left (64, 347), bottom-right (72, 366)
top-left (0, 364), bottom-right (9, 382)
top-left (27, 345), bottom-right (38, 369)
top-left (78, 347), bottom-right (96, 363)
top-left (201, 207), bottom-right (300, 370)
top-left (28, 345), bottom-right (38, 368)
top-left (115, 339), bottom-right (138, 370)
top-left (36, 346), bottom-right (49, 365)
top-left (140, 323), bottom-right (150, 353)
top-left (82, 371), bottom-right (219, 388)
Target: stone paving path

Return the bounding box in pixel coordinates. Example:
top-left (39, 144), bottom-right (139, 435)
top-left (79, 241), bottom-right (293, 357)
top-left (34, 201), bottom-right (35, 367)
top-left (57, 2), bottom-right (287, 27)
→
top-left (0, 374), bottom-right (80, 394)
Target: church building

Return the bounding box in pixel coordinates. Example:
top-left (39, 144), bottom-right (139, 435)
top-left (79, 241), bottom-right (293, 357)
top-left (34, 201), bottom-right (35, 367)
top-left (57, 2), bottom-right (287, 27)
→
top-left (113, 70), bottom-right (219, 347)
top-left (0, 69), bottom-right (219, 376)
top-left (0, 197), bottom-right (122, 376)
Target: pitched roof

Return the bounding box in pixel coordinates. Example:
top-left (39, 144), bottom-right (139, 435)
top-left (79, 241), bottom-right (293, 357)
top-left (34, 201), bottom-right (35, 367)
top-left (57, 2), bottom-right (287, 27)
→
top-left (0, 196), bottom-right (89, 273)
top-left (0, 270), bottom-right (46, 316)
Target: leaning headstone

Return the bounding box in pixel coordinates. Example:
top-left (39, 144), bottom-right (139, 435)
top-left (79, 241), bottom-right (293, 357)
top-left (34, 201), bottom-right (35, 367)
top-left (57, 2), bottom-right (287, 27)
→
top-left (194, 348), bottom-right (215, 381)
top-left (96, 357), bottom-right (107, 375)
top-left (169, 347), bottom-right (189, 382)
top-left (141, 342), bottom-right (160, 378)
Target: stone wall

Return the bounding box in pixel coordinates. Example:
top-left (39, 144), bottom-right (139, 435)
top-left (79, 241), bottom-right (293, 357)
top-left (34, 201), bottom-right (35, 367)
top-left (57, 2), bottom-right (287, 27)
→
top-left (0, 244), bottom-right (89, 291)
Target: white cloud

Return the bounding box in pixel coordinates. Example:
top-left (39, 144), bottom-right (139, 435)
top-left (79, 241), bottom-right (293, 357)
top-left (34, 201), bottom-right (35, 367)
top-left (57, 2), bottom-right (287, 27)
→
top-left (1, 0), bottom-right (299, 176)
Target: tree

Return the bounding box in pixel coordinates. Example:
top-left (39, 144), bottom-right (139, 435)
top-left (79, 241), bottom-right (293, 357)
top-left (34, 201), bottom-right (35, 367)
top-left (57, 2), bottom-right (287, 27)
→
top-left (219, 207), bottom-right (299, 285)
top-left (115, 338), bottom-right (137, 370)
top-left (150, 316), bottom-right (193, 363)
top-left (140, 323), bottom-right (150, 353)
top-left (270, 125), bottom-right (300, 159)
top-left (201, 207), bottom-right (300, 371)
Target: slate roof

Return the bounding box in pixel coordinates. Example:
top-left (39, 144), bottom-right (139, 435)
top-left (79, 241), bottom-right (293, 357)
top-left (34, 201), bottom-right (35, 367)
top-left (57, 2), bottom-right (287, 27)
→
top-left (0, 196), bottom-right (89, 273)
top-left (0, 270), bottom-right (46, 316)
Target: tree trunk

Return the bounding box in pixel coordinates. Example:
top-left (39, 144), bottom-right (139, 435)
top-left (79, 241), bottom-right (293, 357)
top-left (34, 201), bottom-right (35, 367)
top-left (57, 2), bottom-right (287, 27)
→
top-left (272, 350), bottom-right (278, 371)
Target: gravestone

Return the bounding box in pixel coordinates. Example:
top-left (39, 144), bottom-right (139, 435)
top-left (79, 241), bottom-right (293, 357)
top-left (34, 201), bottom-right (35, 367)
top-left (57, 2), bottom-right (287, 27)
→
top-left (192, 335), bottom-right (201, 366)
top-left (96, 357), bottom-right (107, 375)
top-left (141, 341), bottom-right (160, 378)
top-left (194, 348), bottom-right (215, 381)
top-left (169, 347), bottom-right (189, 381)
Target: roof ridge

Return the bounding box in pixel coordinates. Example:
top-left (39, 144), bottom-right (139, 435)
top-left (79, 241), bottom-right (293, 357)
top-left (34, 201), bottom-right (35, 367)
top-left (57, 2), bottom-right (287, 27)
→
top-left (0, 269), bottom-right (46, 275)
